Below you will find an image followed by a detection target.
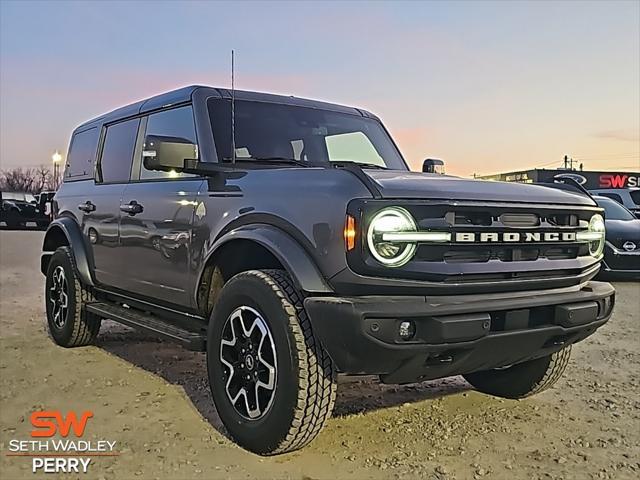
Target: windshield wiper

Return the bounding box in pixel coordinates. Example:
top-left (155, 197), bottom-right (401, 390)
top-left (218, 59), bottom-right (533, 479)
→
top-left (330, 160), bottom-right (388, 170)
top-left (223, 156), bottom-right (311, 168)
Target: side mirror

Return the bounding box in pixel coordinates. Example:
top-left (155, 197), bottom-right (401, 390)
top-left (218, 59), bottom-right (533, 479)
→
top-left (142, 135), bottom-right (198, 172)
top-left (422, 158), bottom-right (445, 174)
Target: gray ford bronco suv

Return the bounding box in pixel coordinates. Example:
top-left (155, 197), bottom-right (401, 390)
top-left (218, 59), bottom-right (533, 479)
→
top-left (42, 85), bottom-right (615, 455)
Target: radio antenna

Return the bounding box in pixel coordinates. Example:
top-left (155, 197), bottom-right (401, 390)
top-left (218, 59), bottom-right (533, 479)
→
top-left (231, 49), bottom-right (236, 164)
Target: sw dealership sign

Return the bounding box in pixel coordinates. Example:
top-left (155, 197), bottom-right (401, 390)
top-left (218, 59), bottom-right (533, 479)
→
top-left (598, 173), bottom-right (640, 188)
top-left (535, 170), bottom-right (640, 190)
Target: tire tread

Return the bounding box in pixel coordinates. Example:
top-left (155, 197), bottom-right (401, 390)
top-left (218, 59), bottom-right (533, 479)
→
top-left (48, 246), bottom-right (101, 347)
top-left (249, 269), bottom-right (337, 455)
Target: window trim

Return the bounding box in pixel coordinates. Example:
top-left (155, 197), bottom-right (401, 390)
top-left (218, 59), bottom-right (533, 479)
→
top-left (129, 116), bottom-right (148, 182)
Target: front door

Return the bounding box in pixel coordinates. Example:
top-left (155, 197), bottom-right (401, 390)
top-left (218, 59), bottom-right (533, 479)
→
top-left (117, 105), bottom-right (203, 308)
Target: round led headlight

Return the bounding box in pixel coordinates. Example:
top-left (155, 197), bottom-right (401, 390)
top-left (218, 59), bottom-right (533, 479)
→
top-left (587, 213), bottom-right (605, 257)
top-left (367, 207), bottom-right (417, 267)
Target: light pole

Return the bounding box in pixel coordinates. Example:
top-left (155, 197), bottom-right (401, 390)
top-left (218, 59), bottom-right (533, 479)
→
top-left (52, 151), bottom-right (62, 189)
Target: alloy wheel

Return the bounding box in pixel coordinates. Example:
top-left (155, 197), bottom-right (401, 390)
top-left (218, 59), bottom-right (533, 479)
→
top-left (219, 306), bottom-right (277, 420)
top-left (49, 265), bottom-right (69, 328)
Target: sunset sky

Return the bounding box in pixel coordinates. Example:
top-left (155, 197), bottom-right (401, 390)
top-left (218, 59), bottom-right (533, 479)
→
top-left (1, 0), bottom-right (638, 176)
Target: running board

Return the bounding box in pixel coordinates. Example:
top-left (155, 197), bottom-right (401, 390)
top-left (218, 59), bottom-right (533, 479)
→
top-left (86, 302), bottom-right (206, 351)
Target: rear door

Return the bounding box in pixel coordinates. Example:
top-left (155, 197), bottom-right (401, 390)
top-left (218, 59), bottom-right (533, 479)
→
top-left (118, 105), bottom-right (203, 308)
top-left (81, 119), bottom-right (139, 287)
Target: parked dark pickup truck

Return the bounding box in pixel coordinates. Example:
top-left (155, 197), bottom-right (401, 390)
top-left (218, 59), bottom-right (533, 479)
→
top-left (41, 85), bottom-right (614, 455)
top-left (1, 191), bottom-right (50, 228)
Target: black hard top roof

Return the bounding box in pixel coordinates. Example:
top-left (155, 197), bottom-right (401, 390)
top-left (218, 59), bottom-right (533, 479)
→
top-left (75, 85), bottom-right (377, 131)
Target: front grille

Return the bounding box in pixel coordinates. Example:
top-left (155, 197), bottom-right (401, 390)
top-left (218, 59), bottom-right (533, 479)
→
top-left (499, 213), bottom-right (539, 227)
top-left (419, 244), bottom-right (586, 263)
top-left (413, 205), bottom-right (593, 265)
top-left (348, 199), bottom-right (602, 289)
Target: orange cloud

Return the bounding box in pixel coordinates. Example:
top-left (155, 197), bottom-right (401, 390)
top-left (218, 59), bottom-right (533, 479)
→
top-left (592, 129), bottom-right (639, 142)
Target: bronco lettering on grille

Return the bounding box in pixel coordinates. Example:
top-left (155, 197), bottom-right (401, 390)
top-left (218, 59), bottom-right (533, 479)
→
top-left (455, 232), bottom-right (577, 243)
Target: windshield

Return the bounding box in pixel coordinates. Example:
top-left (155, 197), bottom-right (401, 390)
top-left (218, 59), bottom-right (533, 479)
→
top-left (596, 197), bottom-right (636, 220)
top-left (208, 98), bottom-right (408, 170)
top-left (2, 192), bottom-right (35, 202)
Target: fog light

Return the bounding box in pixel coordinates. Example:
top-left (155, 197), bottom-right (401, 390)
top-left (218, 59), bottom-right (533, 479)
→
top-left (602, 295), bottom-right (614, 317)
top-left (398, 321), bottom-right (416, 340)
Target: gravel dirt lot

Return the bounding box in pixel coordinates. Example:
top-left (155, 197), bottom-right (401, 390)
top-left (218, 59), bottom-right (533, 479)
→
top-left (1, 230), bottom-right (638, 479)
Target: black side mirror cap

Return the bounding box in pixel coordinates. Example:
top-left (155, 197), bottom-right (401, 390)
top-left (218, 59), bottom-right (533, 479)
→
top-left (422, 158), bottom-right (445, 174)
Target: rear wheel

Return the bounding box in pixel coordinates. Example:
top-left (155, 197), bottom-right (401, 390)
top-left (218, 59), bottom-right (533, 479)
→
top-left (463, 346), bottom-right (572, 399)
top-left (207, 269), bottom-right (336, 455)
top-left (45, 247), bottom-right (102, 347)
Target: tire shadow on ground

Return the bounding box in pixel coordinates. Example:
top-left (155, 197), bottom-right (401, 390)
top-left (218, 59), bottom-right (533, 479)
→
top-left (97, 321), bottom-right (470, 435)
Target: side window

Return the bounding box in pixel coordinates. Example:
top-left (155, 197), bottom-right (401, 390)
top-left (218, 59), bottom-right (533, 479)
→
top-left (600, 193), bottom-right (623, 204)
top-left (325, 131), bottom-right (385, 166)
top-left (65, 128), bottom-right (99, 179)
top-left (98, 118), bottom-right (140, 183)
top-left (140, 106), bottom-right (198, 180)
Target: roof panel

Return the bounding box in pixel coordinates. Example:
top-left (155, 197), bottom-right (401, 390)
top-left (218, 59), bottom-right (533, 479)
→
top-left (74, 84), bottom-right (372, 132)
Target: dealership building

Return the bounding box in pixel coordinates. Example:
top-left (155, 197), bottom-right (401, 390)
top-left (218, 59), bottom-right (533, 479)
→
top-left (477, 169), bottom-right (640, 190)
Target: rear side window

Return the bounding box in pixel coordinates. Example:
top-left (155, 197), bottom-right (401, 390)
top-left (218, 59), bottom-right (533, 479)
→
top-left (599, 193), bottom-right (623, 204)
top-left (65, 128), bottom-right (99, 179)
top-left (98, 118), bottom-right (140, 183)
top-left (630, 190), bottom-right (640, 206)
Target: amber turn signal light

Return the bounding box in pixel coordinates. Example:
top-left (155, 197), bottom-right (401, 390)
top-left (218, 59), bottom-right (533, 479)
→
top-left (344, 215), bottom-right (356, 251)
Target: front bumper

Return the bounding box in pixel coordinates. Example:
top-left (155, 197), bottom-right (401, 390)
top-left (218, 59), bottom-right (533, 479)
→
top-left (304, 281), bottom-right (615, 384)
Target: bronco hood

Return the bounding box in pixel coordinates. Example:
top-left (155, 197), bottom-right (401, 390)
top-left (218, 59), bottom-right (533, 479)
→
top-left (364, 170), bottom-right (596, 206)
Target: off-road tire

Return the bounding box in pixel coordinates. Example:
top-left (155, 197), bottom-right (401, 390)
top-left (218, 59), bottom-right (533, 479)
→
top-left (463, 346), bottom-right (572, 399)
top-left (207, 269), bottom-right (337, 455)
top-left (45, 246), bottom-right (101, 347)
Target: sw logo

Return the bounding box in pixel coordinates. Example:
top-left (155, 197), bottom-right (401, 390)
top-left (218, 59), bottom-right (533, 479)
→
top-left (599, 174), bottom-right (639, 188)
top-left (31, 410), bottom-right (93, 438)
top-left (7, 410), bottom-right (117, 474)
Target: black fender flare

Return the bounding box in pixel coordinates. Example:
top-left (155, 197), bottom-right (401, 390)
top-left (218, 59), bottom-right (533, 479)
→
top-left (41, 217), bottom-right (94, 286)
top-left (202, 224), bottom-right (333, 294)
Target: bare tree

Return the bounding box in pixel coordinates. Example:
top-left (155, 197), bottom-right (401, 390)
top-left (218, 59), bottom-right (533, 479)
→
top-left (0, 166), bottom-right (55, 194)
top-left (35, 165), bottom-right (53, 191)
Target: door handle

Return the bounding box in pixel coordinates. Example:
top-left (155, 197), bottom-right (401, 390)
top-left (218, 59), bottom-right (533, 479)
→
top-left (120, 200), bottom-right (144, 215)
top-left (78, 201), bottom-right (96, 213)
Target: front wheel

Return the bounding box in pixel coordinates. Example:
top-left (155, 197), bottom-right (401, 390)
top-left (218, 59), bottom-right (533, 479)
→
top-left (207, 269), bottom-right (337, 455)
top-left (463, 346), bottom-right (572, 399)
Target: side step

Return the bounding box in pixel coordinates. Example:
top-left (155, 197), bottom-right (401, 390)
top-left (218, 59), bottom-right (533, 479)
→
top-left (86, 302), bottom-right (206, 351)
